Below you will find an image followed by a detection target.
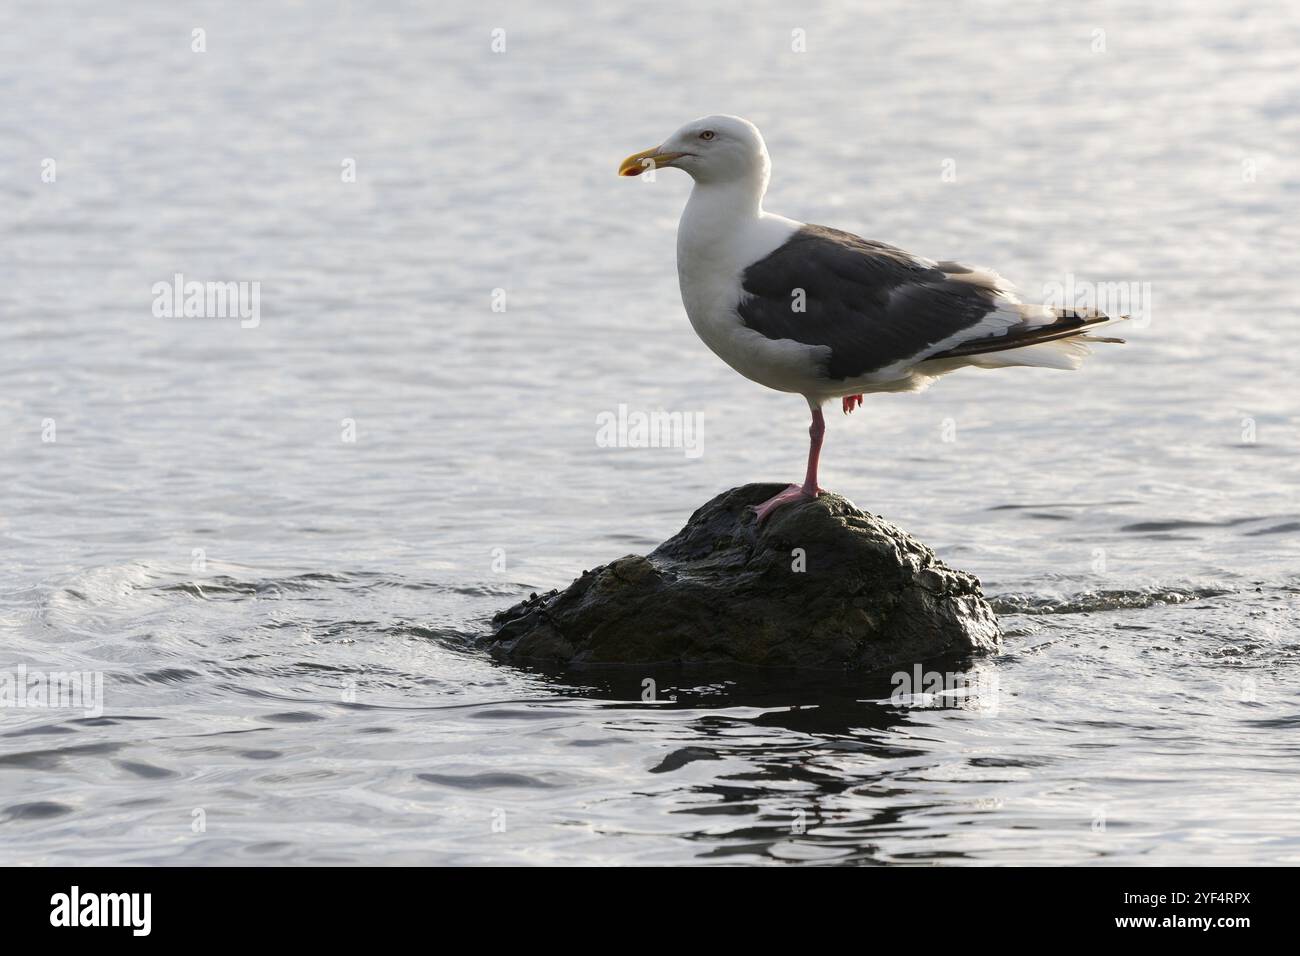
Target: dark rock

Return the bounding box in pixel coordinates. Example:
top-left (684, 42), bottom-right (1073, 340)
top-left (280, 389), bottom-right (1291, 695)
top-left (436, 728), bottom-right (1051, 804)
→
top-left (488, 483), bottom-right (1000, 671)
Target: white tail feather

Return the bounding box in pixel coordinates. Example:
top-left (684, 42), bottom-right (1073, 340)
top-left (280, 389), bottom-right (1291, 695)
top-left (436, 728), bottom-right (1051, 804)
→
top-left (966, 335), bottom-right (1093, 370)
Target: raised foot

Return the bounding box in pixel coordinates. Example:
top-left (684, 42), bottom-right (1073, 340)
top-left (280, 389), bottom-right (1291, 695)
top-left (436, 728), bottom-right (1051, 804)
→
top-left (842, 394), bottom-right (863, 415)
top-left (749, 483), bottom-right (820, 523)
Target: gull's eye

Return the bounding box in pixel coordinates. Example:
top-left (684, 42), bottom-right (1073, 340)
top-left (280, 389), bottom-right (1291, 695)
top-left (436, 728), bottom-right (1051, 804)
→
top-left (699, 130), bottom-right (715, 141)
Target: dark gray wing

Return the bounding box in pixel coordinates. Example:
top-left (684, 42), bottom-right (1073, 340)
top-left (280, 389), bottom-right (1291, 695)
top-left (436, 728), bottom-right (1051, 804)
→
top-left (736, 225), bottom-right (1003, 380)
top-left (737, 224), bottom-right (1108, 381)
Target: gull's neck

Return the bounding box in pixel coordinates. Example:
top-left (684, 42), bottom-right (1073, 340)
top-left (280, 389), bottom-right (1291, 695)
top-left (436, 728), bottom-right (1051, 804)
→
top-left (677, 173), bottom-right (800, 274)
top-left (680, 178), bottom-right (765, 248)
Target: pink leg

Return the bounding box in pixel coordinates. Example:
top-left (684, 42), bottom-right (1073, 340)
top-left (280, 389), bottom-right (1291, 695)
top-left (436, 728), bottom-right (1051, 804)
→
top-left (751, 406), bottom-right (826, 523)
top-left (842, 394), bottom-right (863, 414)
top-left (802, 406), bottom-right (825, 495)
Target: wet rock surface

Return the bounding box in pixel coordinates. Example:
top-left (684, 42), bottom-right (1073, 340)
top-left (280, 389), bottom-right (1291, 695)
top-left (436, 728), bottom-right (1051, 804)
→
top-left (488, 484), bottom-right (1001, 671)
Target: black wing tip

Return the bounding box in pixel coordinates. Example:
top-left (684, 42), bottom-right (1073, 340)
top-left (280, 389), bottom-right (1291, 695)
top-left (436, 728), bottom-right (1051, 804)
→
top-left (931, 310), bottom-right (1123, 361)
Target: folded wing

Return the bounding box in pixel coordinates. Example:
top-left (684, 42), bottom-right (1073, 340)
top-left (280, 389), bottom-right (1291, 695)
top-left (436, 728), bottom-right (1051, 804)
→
top-left (736, 224), bottom-right (1121, 382)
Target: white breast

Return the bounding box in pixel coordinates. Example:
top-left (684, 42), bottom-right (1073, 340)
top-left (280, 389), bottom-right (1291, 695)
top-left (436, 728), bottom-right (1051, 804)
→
top-left (675, 193), bottom-right (823, 395)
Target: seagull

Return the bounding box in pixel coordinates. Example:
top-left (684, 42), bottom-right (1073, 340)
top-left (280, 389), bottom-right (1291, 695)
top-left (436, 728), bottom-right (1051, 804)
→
top-left (619, 114), bottom-right (1124, 522)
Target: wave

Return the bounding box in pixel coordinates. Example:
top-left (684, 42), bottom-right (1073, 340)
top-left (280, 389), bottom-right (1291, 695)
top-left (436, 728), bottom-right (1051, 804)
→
top-left (990, 586), bottom-right (1232, 616)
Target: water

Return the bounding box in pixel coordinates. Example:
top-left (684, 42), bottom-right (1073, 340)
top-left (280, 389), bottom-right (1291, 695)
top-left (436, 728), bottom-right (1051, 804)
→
top-left (3, 0), bottom-right (1298, 864)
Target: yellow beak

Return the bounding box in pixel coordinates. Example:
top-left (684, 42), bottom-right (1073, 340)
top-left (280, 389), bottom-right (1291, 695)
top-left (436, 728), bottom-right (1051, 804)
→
top-left (619, 146), bottom-right (687, 177)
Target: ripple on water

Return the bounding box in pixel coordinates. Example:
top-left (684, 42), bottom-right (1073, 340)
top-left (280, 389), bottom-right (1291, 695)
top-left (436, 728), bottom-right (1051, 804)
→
top-left (3, 801), bottom-right (73, 822)
top-left (416, 771), bottom-right (565, 790)
top-left (113, 760), bottom-right (178, 780)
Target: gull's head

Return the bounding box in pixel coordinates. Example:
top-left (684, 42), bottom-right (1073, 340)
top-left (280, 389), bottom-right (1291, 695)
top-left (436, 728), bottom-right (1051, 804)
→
top-left (619, 115), bottom-right (769, 187)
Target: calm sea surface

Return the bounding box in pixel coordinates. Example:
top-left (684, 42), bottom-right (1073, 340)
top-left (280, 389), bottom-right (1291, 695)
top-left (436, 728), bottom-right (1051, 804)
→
top-left (3, 1), bottom-right (1299, 864)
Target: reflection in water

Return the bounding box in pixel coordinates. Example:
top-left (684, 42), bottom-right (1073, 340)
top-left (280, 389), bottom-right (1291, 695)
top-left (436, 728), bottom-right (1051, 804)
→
top-left (526, 659), bottom-right (1014, 864)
